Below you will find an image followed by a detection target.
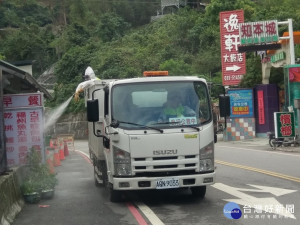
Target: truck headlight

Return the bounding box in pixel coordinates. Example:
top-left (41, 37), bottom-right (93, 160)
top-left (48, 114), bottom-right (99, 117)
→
top-left (199, 142), bottom-right (214, 172)
top-left (200, 159), bottom-right (214, 172)
top-left (115, 163), bottom-right (132, 176)
top-left (113, 146), bottom-right (132, 176)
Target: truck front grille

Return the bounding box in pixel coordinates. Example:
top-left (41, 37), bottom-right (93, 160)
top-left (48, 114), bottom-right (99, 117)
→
top-left (132, 155), bottom-right (198, 176)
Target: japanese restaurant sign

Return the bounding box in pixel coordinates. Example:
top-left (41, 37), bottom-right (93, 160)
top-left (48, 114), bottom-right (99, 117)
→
top-left (3, 93), bottom-right (44, 167)
top-left (220, 10), bottom-right (246, 86)
top-left (239, 20), bottom-right (279, 45)
top-left (228, 89), bottom-right (254, 118)
top-left (274, 112), bottom-right (295, 138)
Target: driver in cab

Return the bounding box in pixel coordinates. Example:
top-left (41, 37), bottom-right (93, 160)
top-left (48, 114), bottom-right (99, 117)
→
top-left (159, 92), bottom-right (196, 122)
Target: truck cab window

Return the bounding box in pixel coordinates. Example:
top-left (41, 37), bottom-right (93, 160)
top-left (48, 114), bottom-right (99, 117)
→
top-left (111, 81), bottom-right (211, 129)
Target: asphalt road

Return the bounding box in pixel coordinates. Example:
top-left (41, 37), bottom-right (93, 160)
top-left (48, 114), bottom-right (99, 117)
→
top-left (12, 139), bottom-right (300, 225)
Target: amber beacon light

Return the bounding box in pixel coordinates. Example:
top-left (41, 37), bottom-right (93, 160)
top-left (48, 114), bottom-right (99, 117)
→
top-left (143, 71), bottom-right (169, 77)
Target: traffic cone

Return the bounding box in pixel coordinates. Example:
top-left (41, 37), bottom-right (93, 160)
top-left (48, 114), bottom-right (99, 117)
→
top-left (46, 147), bottom-right (55, 174)
top-left (64, 141), bottom-right (69, 157)
top-left (53, 144), bottom-right (61, 166)
top-left (59, 140), bottom-right (65, 160)
top-left (50, 139), bottom-right (54, 148)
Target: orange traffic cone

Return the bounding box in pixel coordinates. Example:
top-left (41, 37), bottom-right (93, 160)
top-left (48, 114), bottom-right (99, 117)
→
top-left (46, 148), bottom-right (55, 174)
top-left (64, 141), bottom-right (69, 157)
top-left (53, 144), bottom-right (61, 166)
top-left (59, 140), bottom-right (65, 160)
top-left (50, 139), bottom-right (54, 148)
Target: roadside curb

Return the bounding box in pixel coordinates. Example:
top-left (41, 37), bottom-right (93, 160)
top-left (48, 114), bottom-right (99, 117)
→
top-left (216, 134), bottom-right (300, 153)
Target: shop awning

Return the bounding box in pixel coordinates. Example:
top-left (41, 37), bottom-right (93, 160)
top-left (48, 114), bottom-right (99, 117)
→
top-left (0, 60), bottom-right (52, 99)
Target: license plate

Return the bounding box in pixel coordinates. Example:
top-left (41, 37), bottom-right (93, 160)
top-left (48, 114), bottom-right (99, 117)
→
top-left (156, 177), bottom-right (180, 189)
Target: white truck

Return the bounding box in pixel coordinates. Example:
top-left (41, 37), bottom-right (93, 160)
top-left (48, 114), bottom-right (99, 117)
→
top-left (86, 71), bottom-right (215, 202)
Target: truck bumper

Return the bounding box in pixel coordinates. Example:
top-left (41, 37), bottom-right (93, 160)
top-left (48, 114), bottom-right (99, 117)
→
top-left (112, 172), bottom-right (215, 190)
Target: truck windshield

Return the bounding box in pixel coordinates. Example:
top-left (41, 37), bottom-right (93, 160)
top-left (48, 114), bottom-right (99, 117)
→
top-left (111, 81), bottom-right (211, 129)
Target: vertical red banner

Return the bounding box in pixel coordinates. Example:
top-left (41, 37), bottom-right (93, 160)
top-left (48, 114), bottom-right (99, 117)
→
top-left (220, 10), bottom-right (246, 86)
top-left (257, 90), bottom-right (265, 125)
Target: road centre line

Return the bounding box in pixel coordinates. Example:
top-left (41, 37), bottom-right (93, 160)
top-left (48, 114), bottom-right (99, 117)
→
top-left (217, 145), bottom-right (300, 157)
top-left (216, 160), bottom-right (300, 183)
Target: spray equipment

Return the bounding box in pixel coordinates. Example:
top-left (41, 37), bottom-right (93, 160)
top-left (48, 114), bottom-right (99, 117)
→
top-left (44, 96), bottom-right (73, 132)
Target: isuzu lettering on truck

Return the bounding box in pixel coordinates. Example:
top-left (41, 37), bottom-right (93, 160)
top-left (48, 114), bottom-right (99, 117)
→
top-left (86, 71), bottom-right (215, 202)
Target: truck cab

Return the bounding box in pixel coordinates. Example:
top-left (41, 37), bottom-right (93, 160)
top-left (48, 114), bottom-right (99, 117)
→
top-left (86, 74), bottom-right (215, 202)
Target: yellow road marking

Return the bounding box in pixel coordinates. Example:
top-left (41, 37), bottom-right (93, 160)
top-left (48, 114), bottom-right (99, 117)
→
top-left (216, 160), bottom-right (300, 183)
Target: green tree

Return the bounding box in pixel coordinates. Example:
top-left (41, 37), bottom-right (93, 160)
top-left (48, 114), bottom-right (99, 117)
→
top-left (159, 59), bottom-right (192, 75)
top-left (0, 24), bottom-right (56, 76)
top-left (55, 43), bottom-right (96, 83)
top-left (50, 22), bottom-right (91, 59)
top-left (205, 0), bottom-right (255, 24)
top-left (96, 12), bottom-right (131, 42)
top-left (0, 0), bottom-right (51, 28)
top-left (239, 55), bottom-right (262, 88)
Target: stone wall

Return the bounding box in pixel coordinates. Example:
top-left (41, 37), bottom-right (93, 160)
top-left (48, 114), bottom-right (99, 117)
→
top-left (46, 112), bottom-right (88, 139)
top-left (0, 168), bottom-right (24, 225)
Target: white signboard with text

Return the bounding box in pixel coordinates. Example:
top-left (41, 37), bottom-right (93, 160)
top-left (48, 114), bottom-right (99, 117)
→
top-left (3, 93), bottom-right (44, 167)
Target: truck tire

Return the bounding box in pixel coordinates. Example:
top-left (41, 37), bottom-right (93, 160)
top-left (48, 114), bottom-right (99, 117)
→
top-left (191, 186), bottom-right (206, 199)
top-left (97, 160), bottom-right (123, 202)
top-left (109, 188), bottom-right (122, 202)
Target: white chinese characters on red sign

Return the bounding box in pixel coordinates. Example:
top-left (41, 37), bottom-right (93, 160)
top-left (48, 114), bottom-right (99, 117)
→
top-left (4, 93), bottom-right (44, 167)
top-left (220, 10), bottom-right (246, 86)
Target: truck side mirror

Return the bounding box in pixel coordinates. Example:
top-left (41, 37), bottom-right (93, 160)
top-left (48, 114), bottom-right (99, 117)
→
top-left (87, 99), bottom-right (99, 122)
top-left (219, 95), bottom-right (230, 117)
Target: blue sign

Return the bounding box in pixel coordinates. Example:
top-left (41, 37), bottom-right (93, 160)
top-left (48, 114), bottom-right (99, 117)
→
top-left (223, 202), bottom-right (242, 219)
top-left (228, 89), bottom-right (254, 118)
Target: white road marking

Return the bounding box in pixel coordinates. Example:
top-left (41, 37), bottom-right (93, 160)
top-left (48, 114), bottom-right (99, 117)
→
top-left (75, 150), bottom-right (90, 158)
top-left (212, 183), bottom-right (297, 219)
top-left (135, 202), bottom-right (165, 225)
top-left (241, 184), bottom-right (297, 197)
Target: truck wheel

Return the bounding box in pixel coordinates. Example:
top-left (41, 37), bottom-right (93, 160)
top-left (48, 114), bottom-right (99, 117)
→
top-left (191, 186), bottom-right (206, 199)
top-left (109, 188), bottom-right (122, 202)
top-left (100, 162), bottom-right (123, 202)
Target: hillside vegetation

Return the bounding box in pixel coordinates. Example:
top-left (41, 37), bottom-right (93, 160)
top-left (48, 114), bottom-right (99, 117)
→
top-left (1, 0), bottom-right (300, 112)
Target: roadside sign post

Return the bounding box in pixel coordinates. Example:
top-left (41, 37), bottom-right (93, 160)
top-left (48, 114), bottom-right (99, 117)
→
top-left (219, 10), bottom-right (246, 86)
top-left (274, 112), bottom-right (295, 139)
top-left (3, 93), bottom-right (45, 167)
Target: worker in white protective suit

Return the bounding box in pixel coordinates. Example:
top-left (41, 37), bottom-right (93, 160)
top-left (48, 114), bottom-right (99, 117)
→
top-left (74, 66), bottom-right (100, 102)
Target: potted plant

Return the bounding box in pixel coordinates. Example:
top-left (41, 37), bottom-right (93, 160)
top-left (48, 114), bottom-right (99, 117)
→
top-left (39, 168), bottom-right (58, 199)
top-left (21, 147), bottom-right (58, 203)
top-left (21, 176), bottom-right (41, 204)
